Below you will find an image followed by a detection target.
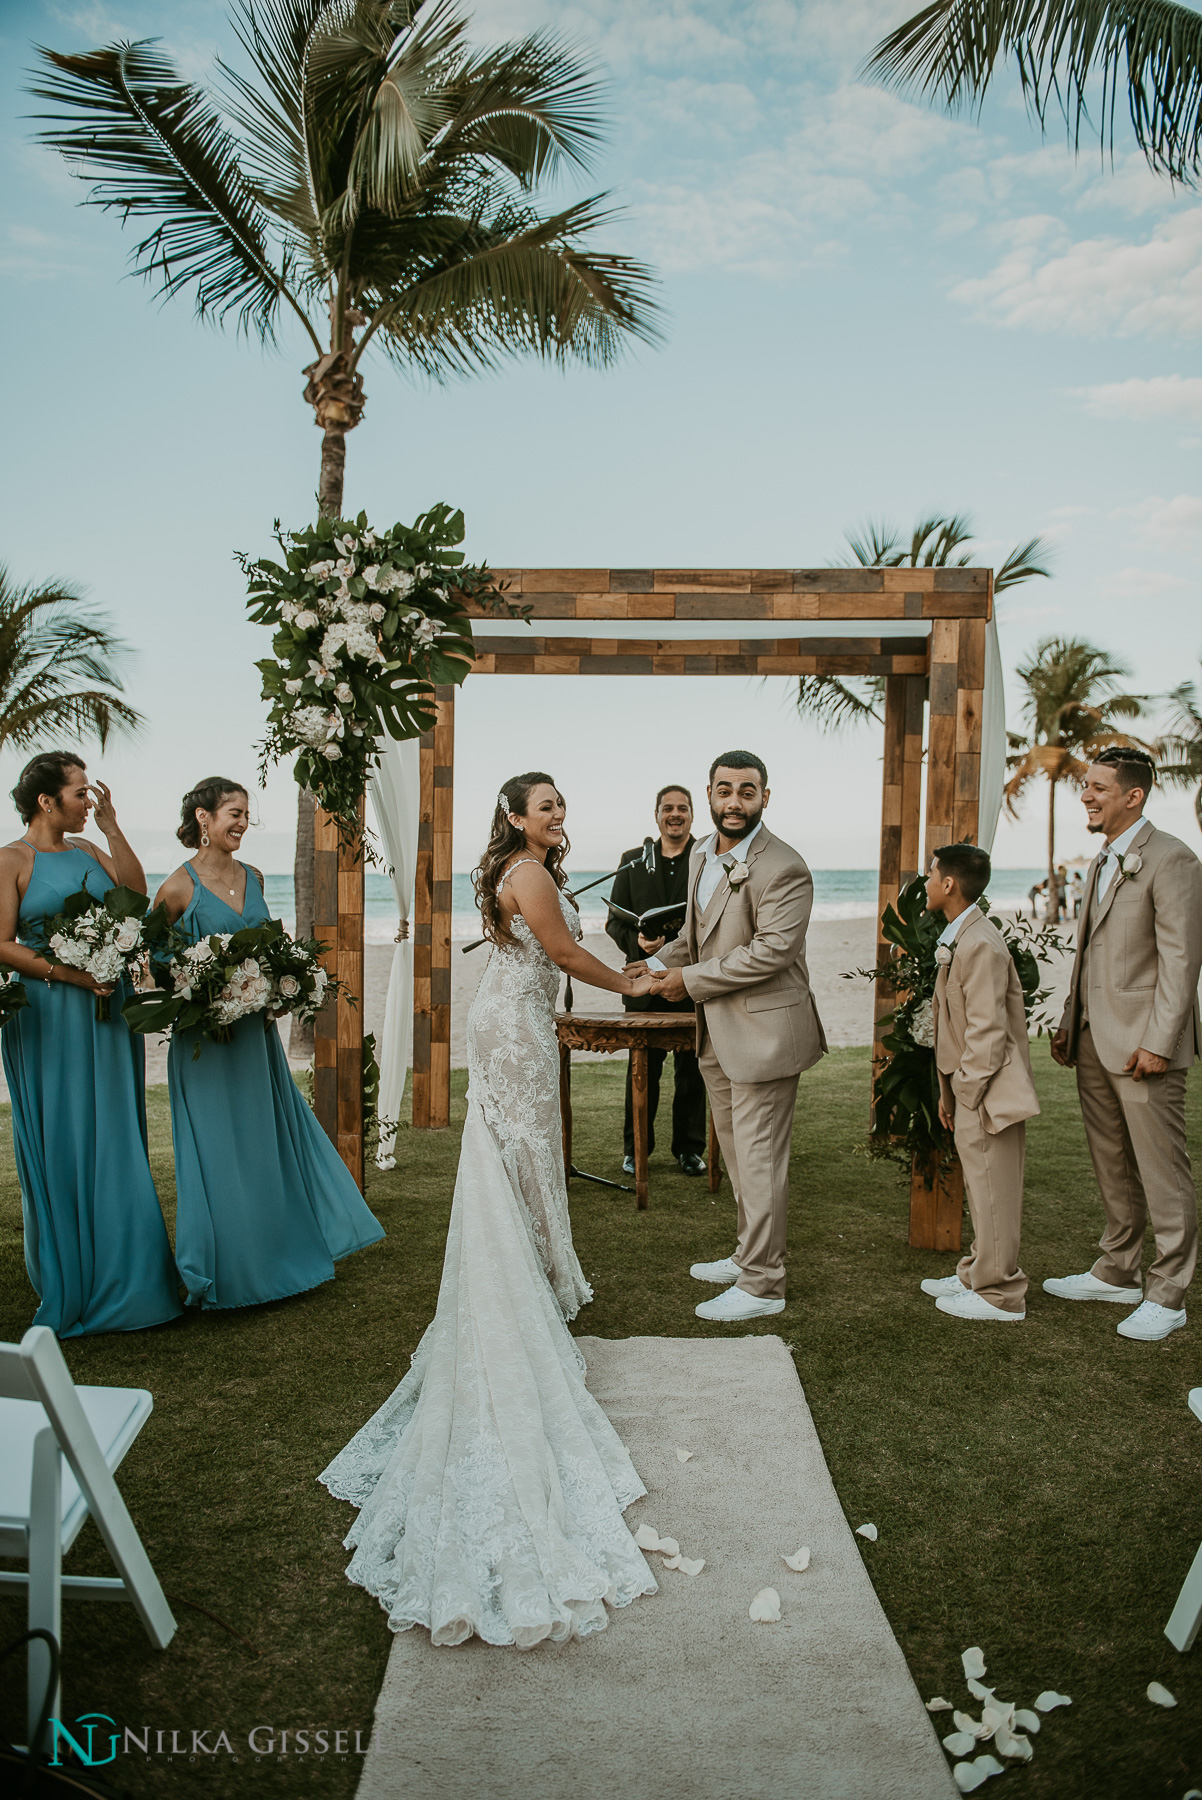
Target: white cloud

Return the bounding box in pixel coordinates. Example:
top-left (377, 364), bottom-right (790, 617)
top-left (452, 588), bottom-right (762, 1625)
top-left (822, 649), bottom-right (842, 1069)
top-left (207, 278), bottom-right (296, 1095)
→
top-left (952, 207), bottom-right (1202, 336)
top-left (1125, 494), bottom-right (1202, 547)
top-left (1102, 565), bottom-right (1190, 598)
top-left (1066, 375), bottom-right (1202, 422)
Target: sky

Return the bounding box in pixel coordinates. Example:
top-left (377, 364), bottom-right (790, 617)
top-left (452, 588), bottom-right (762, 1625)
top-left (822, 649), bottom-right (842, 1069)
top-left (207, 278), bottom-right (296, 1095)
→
top-left (2, 0), bottom-right (1200, 873)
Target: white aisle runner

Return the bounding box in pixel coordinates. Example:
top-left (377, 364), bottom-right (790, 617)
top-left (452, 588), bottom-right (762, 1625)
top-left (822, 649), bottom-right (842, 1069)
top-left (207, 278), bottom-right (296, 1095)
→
top-left (356, 1335), bottom-right (955, 1800)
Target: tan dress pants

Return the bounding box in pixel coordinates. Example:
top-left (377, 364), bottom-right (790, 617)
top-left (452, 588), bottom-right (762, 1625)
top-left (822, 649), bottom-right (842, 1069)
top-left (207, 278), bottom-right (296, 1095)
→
top-left (1075, 1024), bottom-right (1197, 1309)
top-left (699, 1040), bottom-right (798, 1299)
top-left (952, 1107), bottom-right (1028, 1312)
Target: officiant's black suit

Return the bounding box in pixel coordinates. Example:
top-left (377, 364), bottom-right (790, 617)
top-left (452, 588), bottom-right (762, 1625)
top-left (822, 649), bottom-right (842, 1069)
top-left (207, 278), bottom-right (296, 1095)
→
top-left (607, 839), bottom-right (707, 1166)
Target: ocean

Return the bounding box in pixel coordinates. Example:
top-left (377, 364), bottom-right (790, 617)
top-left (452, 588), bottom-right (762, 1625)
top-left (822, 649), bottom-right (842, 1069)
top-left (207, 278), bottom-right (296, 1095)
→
top-left (147, 867), bottom-right (1051, 942)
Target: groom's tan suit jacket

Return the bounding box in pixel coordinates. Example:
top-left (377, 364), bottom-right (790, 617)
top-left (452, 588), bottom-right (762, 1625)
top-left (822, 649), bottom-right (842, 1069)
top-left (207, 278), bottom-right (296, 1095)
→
top-left (656, 825), bottom-right (827, 1083)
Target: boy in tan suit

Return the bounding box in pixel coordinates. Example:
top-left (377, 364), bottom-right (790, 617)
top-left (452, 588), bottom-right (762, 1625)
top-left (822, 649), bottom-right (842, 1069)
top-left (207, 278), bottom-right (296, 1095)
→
top-left (642, 751), bottom-right (827, 1321)
top-left (1047, 749), bottom-right (1202, 1342)
top-left (925, 843), bottom-right (1040, 1321)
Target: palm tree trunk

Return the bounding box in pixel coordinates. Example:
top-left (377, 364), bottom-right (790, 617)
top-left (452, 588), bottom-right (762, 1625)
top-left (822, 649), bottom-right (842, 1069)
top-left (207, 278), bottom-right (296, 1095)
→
top-left (318, 423), bottom-right (347, 520)
top-left (1048, 776), bottom-right (1058, 921)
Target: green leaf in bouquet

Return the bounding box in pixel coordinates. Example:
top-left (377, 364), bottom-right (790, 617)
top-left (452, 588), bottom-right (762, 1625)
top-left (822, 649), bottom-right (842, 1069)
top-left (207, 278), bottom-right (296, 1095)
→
top-left (103, 885), bottom-right (151, 920)
top-left (122, 990), bottom-right (184, 1036)
top-left (59, 885), bottom-right (101, 922)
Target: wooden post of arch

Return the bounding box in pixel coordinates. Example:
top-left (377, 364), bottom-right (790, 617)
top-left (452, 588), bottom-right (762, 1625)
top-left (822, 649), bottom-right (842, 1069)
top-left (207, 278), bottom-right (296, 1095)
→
top-left (413, 686), bottom-right (455, 1129)
top-left (313, 797), bottom-right (365, 1191)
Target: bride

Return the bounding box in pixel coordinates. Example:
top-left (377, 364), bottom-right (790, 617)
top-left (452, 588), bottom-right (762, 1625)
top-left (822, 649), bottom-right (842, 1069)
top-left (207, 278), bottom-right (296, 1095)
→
top-left (321, 772), bottom-right (660, 1647)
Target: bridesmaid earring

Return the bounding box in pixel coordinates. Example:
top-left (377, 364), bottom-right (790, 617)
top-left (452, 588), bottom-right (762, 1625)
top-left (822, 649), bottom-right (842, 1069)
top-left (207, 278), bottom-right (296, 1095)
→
top-left (201, 826), bottom-right (210, 847)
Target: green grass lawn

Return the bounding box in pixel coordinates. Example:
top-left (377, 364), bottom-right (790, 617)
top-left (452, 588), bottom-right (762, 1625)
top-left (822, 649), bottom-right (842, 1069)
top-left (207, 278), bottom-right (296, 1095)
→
top-left (1, 1051), bottom-right (1200, 1797)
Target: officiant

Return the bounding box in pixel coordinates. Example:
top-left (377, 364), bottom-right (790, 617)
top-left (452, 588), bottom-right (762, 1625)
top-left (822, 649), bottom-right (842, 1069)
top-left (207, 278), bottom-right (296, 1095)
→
top-left (606, 785), bottom-right (707, 1177)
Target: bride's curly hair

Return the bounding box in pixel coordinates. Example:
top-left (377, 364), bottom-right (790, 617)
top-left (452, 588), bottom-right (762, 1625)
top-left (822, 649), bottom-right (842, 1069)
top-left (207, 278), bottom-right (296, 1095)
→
top-left (472, 771), bottom-right (572, 945)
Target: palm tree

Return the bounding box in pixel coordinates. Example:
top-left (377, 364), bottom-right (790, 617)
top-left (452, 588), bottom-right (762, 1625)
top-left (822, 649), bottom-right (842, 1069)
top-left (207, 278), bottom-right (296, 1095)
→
top-left (1156, 676), bottom-right (1202, 830)
top-left (864, 2), bottom-right (1202, 185)
top-left (794, 512), bottom-right (1052, 730)
top-left (1005, 636), bottom-right (1150, 895)
top-left (29, 0), bottom-right (659, 1042)
top-left (0, 566), bottom-right (143, 752)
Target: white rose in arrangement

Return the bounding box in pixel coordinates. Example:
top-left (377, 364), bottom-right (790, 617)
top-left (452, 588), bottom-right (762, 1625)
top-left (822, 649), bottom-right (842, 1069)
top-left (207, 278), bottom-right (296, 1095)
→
top-left (48, 933), bottom-right (67, 955)
top-left (908, 999), bottom-right (935, 1049)
top-left (368, 602), bottom-right (386, 621)
top-left (323, 742), bottom-right (342, 760)
top-left (362, 564), bottom-right (381, 587)
top-left (279, 600), bottom-right (299, 621)
top-left (334, 682), bottom-right (353, 704)
top-left (284, 677), bottom-right (304, 695)
top-left (293, 609), bottom-right (320, 631)
top-left (113, 920), bottom-right (141, 953)
top-left (186, 939), bottom-right (215, 964)
top-left (278, 974), bottom-right (301, 999)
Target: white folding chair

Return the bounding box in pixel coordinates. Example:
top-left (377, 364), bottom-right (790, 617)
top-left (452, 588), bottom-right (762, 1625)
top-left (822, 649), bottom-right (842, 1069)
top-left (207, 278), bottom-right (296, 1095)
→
top-left (1165, 1388), bottom-right (1202, 1653)
top-left (0, 1326), bottom-right (176, 1747)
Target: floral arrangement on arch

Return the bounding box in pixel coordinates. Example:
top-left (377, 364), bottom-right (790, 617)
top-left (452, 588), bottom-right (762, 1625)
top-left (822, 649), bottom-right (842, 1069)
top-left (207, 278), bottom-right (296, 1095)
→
top-left (846, 874), bottom-right (1061, 1173)
top-left (243, 504), bottom-right (520, 825)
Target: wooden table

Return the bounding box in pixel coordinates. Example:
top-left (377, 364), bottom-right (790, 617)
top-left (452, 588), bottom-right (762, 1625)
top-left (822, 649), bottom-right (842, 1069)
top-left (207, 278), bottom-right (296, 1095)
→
top-left (556, 1011), bottom-right (721, 1210)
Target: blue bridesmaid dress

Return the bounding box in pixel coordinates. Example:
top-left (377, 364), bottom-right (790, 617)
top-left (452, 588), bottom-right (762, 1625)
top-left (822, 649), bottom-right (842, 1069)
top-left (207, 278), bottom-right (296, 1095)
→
top-left (168, 863), bottom-right (385, 1310)
top-left (3, 844), bottom-right (183, 1337)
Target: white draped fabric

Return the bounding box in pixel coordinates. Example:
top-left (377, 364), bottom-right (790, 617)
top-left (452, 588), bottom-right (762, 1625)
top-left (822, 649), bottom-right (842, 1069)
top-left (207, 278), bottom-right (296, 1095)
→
top-left (978, 616), bottom-right (1007, 854)
top-left (368, 738), bottom-right (420, 1169)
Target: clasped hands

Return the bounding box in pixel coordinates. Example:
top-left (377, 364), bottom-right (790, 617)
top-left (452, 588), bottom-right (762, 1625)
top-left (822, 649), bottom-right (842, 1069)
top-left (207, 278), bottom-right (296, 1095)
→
top-left (624, 960), bottom-right (687, 1003)
top-left (1050, 1029), bottom-right (1168, 1080)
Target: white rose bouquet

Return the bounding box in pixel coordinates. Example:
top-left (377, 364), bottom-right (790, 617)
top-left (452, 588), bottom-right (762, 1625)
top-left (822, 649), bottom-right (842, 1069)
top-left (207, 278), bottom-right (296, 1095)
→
top-left (38, 884), bottom-right (170, 1022)
top-left (242, 505), bottom-right (520, 829)
top-left (123, 918), bottom-right (345, 1053)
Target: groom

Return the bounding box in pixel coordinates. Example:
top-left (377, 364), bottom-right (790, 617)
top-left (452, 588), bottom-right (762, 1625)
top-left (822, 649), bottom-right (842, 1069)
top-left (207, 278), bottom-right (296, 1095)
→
top-left (640, 752), bottom-right (827, 1320)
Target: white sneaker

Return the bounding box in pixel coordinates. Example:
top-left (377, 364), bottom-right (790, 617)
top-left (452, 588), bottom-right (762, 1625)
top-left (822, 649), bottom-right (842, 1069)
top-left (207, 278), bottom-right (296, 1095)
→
top-left (695, 1285), bottom-right (785, 1322)
top-left (920, 1274), bottom-right (968, 1298)
top-left (935, 1289), bottom-right (1025, 1322)
top-left (690, 1255), bottom-right (741, 1284)
top-left (1042, 1272), bottom-right (1142, 1303)
top-left (1116, 1300), bottom-right (1187, 1341)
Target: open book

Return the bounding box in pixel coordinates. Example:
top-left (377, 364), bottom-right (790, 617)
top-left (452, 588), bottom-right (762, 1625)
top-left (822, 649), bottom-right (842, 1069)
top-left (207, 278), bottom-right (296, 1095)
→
top-left (606, 899), bottom-right (686, 939)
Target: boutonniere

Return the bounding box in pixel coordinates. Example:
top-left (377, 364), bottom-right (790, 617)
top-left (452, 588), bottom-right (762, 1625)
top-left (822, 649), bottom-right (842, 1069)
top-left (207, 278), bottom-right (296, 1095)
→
top-left (934, 944), bottom-right (953, 967)
top-left (723, 857), bottom-right (750, 893)
top-left (1114, 851), bottom-right (1143, 884)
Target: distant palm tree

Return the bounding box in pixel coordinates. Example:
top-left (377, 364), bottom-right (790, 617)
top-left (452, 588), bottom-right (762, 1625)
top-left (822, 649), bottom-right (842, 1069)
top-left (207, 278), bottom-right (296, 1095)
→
top-left (794, 512), bottom-right (1051, 730)
top-left (0, 567), bottom-right (143, 752)
top-left (864, 1), bottom-right (1202, 185)
top-left (1156, 676), bottom-right (1202, 830)
top-left (1005, 636), bottom-right (1150, 895)
top-left (30, 0), bottom-right (659, 1043)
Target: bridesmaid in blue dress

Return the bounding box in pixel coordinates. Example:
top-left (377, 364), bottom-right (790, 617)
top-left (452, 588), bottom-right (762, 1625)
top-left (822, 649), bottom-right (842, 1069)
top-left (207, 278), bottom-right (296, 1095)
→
top-left (155, 777), bottom-right (384, 1310)
top-left (0, 752), bottom-right (182, 1337)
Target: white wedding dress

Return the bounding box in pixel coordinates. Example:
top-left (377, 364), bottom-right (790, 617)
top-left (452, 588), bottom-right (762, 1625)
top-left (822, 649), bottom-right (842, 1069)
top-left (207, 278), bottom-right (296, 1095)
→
top-left (319, 866), bottom-right (657, 1647)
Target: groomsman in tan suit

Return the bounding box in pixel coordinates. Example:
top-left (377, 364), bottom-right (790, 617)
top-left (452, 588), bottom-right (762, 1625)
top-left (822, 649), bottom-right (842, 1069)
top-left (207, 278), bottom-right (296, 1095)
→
top-left (640, 752), bottom-right (827, 1320)
top-left (1047, 748), bottom-right (1202, 1342)
top-left (924, 843), bottom-right (1040, 1320)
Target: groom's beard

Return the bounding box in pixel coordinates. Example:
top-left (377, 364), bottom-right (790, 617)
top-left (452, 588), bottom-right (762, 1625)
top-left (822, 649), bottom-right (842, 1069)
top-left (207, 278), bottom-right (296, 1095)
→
top-left (710, 802), bottom-right (762, 841)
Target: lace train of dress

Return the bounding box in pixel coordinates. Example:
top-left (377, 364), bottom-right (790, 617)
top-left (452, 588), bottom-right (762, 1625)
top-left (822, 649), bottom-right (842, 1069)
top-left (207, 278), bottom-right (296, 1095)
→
top-left (320, 886), bottom-right (657, 1647)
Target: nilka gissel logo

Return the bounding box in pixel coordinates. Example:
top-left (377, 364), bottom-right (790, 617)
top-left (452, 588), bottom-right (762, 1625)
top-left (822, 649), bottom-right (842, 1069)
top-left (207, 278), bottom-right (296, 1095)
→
top-left (48, 1716), bottom-right (376, 1765)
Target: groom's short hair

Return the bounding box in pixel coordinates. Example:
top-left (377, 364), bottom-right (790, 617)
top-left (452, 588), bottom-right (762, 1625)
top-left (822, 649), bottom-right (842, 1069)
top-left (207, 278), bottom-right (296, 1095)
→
top-left (709, 750), bottom-right (768, 787)
top-left (932, 842), bottom-right (991, 903)
top-left (1091, 747), bottom-right (1156, 797)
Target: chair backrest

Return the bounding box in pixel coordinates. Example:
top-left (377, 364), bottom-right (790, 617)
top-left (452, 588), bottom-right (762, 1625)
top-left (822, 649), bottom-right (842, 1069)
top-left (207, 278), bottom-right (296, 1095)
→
top-left (0, 1339), bottom-right (39, 1402)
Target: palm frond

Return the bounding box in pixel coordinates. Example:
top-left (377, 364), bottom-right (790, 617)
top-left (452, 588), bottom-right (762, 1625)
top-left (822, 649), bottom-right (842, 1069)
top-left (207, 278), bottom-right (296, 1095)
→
top-left (794, 675), bottom-right (886, 731)
top-left (863, 0), bottom-right (1202, 185)
top-left (995, 532), bottom-right (1054, 591)
top-left (0, 569), bottom-right (145, 753)
top-left (842, 519), bottom-right (903, 567)
top-left (353, 194), bottom-right (661, 375)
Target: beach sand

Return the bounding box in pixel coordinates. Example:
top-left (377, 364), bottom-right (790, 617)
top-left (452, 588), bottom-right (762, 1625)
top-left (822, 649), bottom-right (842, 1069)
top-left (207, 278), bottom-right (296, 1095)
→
top-left (0, 913), bottom-right (1073, 1100)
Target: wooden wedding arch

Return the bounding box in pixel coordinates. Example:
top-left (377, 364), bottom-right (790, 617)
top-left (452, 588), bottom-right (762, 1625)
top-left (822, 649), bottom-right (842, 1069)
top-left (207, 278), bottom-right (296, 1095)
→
top-left (313, 565), bottom-right (993, 1244)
